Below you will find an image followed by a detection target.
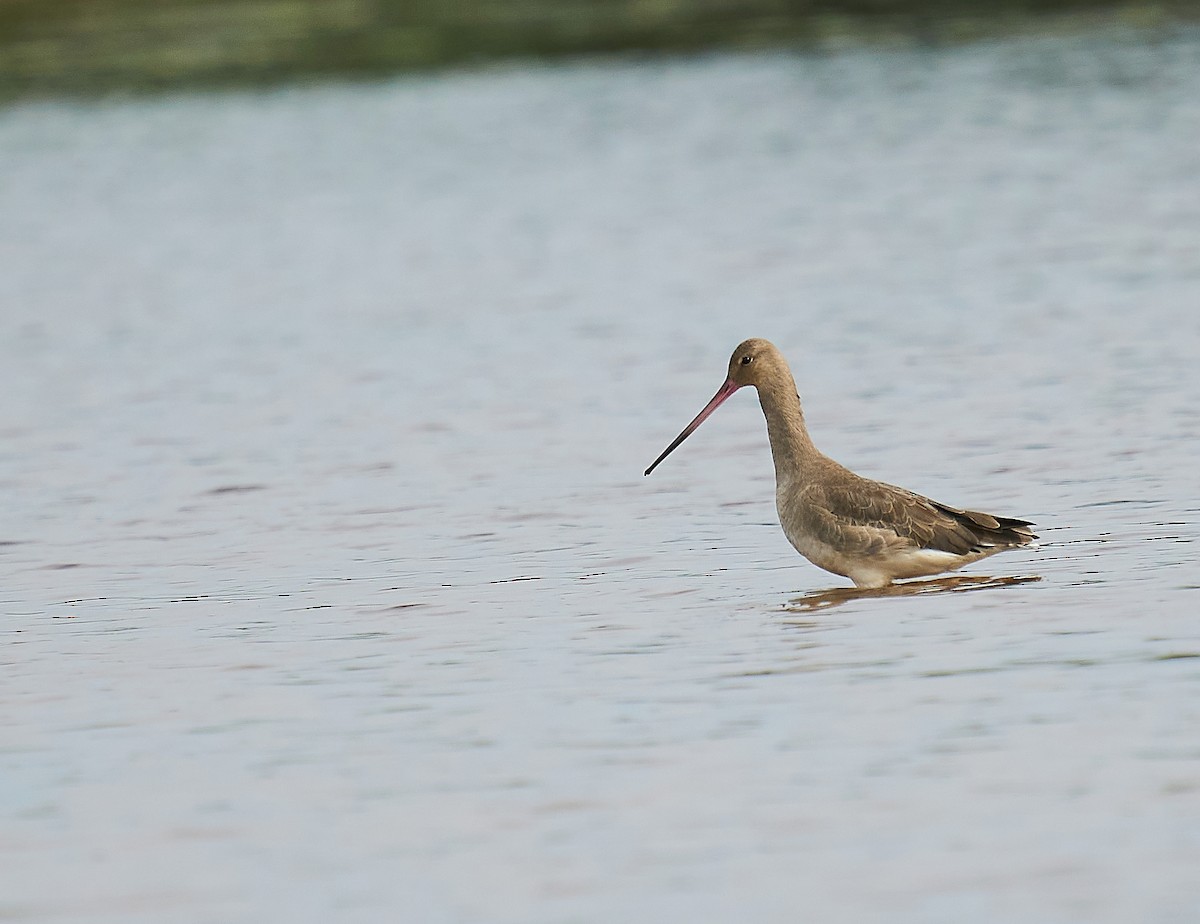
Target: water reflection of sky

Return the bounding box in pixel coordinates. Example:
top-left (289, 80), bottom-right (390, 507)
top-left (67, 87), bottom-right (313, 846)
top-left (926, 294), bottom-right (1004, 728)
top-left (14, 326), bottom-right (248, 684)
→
top-left (2, 30), bottom-right (1199, 924)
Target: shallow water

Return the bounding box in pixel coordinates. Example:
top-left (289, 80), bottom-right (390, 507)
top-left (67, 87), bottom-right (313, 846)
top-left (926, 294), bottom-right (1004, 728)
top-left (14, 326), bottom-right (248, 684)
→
top-left (2, 29), bottom-right (1200, 923)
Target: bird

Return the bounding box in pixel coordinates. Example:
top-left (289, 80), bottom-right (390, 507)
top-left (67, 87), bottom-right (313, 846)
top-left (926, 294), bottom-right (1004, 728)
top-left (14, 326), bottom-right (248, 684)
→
top-left (644, 338), bottom-right (1036, 589)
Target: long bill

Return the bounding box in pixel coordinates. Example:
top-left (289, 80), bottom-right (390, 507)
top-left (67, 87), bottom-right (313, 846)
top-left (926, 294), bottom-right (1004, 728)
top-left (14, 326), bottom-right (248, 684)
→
top-left (644, 378), bottom-right (742, 476)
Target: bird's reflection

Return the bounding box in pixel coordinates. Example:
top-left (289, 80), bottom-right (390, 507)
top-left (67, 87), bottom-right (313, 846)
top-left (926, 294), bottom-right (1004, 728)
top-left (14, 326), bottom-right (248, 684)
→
top-left (785, 574), bottom-right (1042, 612)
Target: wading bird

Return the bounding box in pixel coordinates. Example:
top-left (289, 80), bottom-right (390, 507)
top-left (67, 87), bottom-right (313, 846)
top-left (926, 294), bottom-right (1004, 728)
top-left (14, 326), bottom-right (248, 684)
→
top-left (645, 339), bottom-right (1036, 589)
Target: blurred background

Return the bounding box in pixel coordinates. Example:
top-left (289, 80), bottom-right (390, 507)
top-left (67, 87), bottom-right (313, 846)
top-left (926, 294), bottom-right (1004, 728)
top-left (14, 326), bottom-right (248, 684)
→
top-left (1, 0), bottom-right (1197, 99)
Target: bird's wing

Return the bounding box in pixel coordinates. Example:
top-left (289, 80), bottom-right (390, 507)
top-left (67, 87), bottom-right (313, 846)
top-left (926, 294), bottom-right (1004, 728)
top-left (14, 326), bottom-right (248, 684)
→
top-left (806, 476), bottom-right (988, 556)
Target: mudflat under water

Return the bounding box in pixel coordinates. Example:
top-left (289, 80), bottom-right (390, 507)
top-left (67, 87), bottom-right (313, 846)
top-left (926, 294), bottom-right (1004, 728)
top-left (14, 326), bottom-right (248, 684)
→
top-left (2, 29), bottom-right (1199, 923)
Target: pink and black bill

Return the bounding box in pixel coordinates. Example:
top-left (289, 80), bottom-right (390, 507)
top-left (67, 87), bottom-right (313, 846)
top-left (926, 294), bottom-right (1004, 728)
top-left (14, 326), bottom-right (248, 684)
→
top-left (644, 378), bottom-right (742, 476)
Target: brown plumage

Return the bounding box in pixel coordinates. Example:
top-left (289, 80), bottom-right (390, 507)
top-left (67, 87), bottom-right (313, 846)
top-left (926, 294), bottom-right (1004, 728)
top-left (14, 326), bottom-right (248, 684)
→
top-left (645, 338), bottom-right (1036, 588)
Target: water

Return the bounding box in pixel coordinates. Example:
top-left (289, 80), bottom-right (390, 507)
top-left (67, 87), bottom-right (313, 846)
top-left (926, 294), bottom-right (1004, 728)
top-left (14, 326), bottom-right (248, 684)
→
top-left (2, 29), bottom-right (1200, 923)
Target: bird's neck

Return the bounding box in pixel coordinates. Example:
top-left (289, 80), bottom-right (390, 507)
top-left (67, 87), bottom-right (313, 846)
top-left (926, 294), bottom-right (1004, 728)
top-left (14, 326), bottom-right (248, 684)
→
top-left (756, 376), bottom-right (818, 482)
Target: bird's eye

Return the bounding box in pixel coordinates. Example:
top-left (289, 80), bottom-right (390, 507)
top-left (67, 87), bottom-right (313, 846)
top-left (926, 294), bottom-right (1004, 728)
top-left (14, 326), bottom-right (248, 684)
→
top-left (740, 355), bottom-right (753, 365)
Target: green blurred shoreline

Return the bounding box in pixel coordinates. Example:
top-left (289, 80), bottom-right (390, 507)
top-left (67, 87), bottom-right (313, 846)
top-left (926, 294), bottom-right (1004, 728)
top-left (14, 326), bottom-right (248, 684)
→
top-left (1, 0), bottom-right (1196, 102)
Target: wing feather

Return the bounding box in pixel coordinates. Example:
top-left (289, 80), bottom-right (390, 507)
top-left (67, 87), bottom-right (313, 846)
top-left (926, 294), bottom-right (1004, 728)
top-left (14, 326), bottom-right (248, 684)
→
top-left (805, 466), bottom-right (1035, 557)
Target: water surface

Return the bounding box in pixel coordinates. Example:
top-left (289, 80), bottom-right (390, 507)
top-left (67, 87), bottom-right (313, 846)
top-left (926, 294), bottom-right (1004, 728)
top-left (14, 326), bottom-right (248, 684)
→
top-left (2, 30), bottom-right (1199, 923)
